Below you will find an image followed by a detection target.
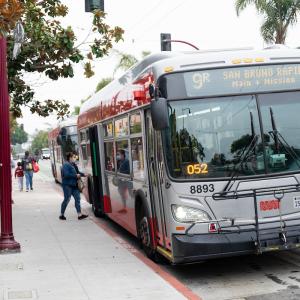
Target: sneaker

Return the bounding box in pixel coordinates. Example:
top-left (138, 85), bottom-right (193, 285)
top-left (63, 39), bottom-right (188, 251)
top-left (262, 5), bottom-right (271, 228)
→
top-left (78, 214), bottom-right (88, 220)
top-left (31, 188), bottom-right (33, 190)
top-left (59, 215), bottom-right (66, 220)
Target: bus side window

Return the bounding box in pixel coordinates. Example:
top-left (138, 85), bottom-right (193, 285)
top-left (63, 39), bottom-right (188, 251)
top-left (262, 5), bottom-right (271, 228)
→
top-left (56, 147), bottom-right (61, 163)
top-left (81, 145), bottom-right (88, 161)
top-left (104, 122), bottom-right (113, 137)
top-left (86, 130), bottom-right (91, 161)
top-left (104, 142), bottom-right (115, 171)
top-left (130, 113), bottom-right (141, 134)
top-left (131, 137), bottom-right (144, 180)
top-left (115, 116), bottom-right (128, 137)
top-left (80, 130), bottom-right (88, 162)
top-left (116, 140), bottom-right (130, 175)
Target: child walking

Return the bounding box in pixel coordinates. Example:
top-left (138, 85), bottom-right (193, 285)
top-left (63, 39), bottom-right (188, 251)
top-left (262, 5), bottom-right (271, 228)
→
top-left (15, 162), bottom-right (24, 191)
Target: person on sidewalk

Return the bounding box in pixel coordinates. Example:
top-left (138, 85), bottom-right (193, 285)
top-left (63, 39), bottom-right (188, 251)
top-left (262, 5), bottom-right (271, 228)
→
top-left (21, 151), bottom-right (35, 192)
top-left (59, 152), bottom-right (88, 221)
top-left (14, 161), bottom-right (24, 191)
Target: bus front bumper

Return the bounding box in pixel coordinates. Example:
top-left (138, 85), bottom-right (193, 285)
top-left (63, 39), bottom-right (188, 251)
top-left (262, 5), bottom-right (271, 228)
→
top-left (172, 229), bottom-right (300, 264)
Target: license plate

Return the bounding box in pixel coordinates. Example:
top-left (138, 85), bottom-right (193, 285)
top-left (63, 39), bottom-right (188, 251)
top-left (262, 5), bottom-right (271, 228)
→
top-left (294, 196), bottom-right (300, 208)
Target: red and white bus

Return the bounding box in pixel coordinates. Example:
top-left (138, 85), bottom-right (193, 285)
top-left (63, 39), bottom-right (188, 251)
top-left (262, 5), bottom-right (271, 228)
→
top-left (48, 117), bottom-right (79, 183)
top-left (78, 48), bottom-right (300, 264)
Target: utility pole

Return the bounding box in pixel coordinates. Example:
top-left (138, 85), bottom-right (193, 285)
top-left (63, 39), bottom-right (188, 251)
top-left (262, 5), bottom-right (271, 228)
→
top-left (0, 37), bottom-right (20, 252)
top-left (0, 1), bottom-right (23, 253)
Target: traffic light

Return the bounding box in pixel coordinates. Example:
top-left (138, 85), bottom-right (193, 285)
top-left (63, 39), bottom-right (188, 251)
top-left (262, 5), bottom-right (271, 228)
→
top-left (85, 0), bottom-right (104, 12)
top-left (160, 33), bottom-right (171, 51)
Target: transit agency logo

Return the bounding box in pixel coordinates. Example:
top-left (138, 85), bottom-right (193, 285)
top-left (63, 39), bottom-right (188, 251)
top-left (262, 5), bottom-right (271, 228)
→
top-left (192, 72), bottom-right (210, 89)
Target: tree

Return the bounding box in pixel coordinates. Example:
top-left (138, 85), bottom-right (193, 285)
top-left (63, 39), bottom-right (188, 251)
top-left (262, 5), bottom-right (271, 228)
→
top-left (4, 0), bottom-right (123, 118)
top-left (236, 0), bottom-right (300, 44)
top-left (113, 50), bottom-right (138, 76)
top-left (11, 124), bottom-right (28, 145)
top-left (0, 0), bottom-right (23, 35)
top-left (96, 77), bottom-right (113, 92)
top-left (113, 50), bottom-right (151, 77)
top-left (72, 50), bottom-right (150, 115)
top-left (30, 130), bottom-right (48, 154)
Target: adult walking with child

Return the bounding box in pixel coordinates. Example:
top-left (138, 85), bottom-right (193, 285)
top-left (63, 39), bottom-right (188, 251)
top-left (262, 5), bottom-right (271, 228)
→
top-left (21, 151), bottom-right (35, 192)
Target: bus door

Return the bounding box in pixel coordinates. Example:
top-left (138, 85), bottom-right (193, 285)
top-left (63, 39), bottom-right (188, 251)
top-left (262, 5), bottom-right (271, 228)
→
top-left (89, 125), bottom-right (104, 216)
top-left (145, 110), bottom-right (167, 248)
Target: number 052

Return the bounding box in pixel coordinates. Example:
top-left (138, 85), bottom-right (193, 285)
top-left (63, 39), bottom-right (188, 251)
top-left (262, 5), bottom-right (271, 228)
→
top-left (186, 163), bottom-right (208, 175)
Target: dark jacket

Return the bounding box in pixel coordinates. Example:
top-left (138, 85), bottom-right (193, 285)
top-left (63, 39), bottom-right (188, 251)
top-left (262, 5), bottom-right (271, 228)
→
top-left (21, 155), bottom-right (35, 172)
top-left (62, 162), bottom-right (84, 187)
top-left (71, 162), bottom-right (84, 177)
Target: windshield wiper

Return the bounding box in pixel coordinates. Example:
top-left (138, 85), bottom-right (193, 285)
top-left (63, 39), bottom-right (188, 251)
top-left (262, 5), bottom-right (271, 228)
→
top-left (222, 133), bottom-right (259, 193)
top-left (268, 107), bottom-right (300, 168)
top-left (222, 112), bottom-right (259, 193)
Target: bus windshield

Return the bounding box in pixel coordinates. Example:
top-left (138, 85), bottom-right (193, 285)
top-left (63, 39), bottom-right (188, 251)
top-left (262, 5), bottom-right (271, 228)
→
top-left (61, 129), bottom-right (79, 160)
top-left (163, 91), bottom-right (300, 179)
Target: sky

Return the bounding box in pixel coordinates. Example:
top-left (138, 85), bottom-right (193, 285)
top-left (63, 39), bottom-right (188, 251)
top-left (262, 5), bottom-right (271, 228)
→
top-left (19, 0), bottom-right (300, 134)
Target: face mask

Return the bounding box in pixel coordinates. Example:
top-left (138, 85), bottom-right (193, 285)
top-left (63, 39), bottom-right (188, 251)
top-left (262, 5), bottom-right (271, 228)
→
top-left (116, 155), bottom-right (121, 160)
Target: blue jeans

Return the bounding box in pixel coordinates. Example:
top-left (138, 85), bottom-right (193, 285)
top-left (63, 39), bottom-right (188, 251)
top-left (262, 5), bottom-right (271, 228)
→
top-left (25, 171), bottom-right (33, 190)
top-left (61, 185), bottom-right (81, 215)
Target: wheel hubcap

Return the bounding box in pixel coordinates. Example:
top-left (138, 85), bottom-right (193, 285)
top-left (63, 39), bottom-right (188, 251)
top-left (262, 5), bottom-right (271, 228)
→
top-left (140, 216), bottom-right (150, 247)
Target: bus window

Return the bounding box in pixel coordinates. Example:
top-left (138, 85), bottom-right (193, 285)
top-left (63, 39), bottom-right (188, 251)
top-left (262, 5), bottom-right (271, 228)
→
top-left (81, 144), bottom-right (88, 161)
top-left (115, 117), bottom-right (128, 137)
top-left (131, 137), bottom-right (144, 180)
top-left (56, 147), bottom-right (61, 163)
top-left (104, 123), bottom-right (113, 137)
top-left (80, 130), bottom-right (86, 143)
top-left (130, 113), bottom-right (141, 134)
top-left (104, 142), bottom-right (115, 171)
top-left (116, 140), bottom-right (130, 175)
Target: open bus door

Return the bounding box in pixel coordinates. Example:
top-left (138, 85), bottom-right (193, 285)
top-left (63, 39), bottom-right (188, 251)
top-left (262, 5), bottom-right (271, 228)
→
top-left (89, 125), bottom-right (105, 217)
top-left (145, 110), bottom-right (168, 251)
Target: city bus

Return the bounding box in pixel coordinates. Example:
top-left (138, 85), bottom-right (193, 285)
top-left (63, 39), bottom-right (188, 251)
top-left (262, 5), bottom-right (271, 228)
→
top-left (78, 47), bottom-right (300, 264)
top-left (48, 116), bottom-right (79, 183)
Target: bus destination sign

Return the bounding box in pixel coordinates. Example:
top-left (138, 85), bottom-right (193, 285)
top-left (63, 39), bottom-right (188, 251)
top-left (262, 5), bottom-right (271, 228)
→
top-left (183, 64), bottom-right (300, 97)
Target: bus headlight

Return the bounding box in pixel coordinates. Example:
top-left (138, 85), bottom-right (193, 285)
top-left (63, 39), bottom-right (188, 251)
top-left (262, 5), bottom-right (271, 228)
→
top-left (171, 205), bottom-right (210, 223)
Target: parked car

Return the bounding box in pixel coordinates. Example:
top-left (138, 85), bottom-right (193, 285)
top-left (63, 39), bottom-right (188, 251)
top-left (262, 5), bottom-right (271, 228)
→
top-left (41, 148), bottom-right (50, 159)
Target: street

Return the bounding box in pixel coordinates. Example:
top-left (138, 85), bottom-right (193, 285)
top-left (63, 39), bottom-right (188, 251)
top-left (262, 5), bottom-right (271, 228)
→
top-left (34, 160), bottom-right (300, 300)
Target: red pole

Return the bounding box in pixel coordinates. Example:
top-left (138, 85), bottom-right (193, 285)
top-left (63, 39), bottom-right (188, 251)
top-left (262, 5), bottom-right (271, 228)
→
top-left (0, 37), bottom-right (20, 252)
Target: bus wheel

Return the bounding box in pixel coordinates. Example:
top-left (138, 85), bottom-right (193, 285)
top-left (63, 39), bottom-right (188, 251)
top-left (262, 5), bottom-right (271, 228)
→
top-left (138, 205), bottom-right (156, 259)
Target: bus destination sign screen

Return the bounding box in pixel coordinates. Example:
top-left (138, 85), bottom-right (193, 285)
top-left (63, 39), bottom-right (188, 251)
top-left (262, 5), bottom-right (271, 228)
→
top-left (182, 64), bottom-right (300, 97)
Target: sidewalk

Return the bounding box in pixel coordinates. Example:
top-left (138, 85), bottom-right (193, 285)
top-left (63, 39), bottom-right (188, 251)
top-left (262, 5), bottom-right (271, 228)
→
top-left (0, 171), bottom-right (185, 300)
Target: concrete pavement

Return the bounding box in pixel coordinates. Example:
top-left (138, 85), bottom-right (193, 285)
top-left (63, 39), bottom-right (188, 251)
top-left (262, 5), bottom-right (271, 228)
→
top-left (0, 169), bottom-right (186, 300)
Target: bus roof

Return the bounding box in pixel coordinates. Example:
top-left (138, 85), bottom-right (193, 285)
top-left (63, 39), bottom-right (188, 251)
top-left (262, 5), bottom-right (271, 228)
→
top-left (48, 116), bottom-right (78, 140)
top-left (78, 46), bottom-right (300, 129)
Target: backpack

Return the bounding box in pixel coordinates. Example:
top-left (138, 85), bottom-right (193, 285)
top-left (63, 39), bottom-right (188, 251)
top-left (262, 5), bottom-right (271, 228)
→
top-left (22, 157), bottom-right (33, 171)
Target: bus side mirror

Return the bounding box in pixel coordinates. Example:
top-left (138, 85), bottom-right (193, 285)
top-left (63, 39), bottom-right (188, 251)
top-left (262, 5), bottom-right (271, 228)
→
top-left (150, 97), bottom-right (169, 130)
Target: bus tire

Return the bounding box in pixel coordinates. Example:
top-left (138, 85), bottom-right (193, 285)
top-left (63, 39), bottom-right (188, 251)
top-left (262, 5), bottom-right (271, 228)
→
top-left (137, 202), bottom-right (156, 259)
top-left (51, 164), bottom-right (59, 183)
top-left (89, 178), bottom-right (105, 218)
